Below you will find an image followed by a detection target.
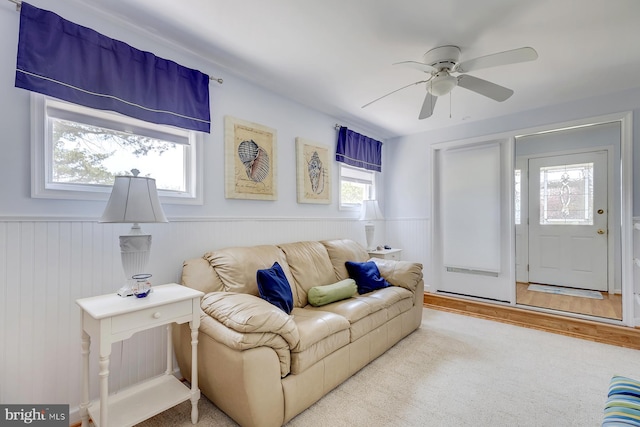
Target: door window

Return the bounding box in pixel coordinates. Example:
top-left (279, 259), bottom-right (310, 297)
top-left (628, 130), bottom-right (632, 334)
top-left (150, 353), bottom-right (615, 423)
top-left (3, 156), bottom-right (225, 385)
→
top-left (538, 162), bottom-right (593, 225)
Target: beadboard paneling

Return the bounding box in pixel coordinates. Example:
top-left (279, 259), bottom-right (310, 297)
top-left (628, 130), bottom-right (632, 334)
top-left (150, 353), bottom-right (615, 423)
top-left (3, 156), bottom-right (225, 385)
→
top-left (385, 218), bottom-right (430, 264)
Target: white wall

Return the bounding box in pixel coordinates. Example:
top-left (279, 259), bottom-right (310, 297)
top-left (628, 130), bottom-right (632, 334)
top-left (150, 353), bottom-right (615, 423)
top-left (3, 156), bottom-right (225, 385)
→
top-left (0, 1), bottom-right (389, 423)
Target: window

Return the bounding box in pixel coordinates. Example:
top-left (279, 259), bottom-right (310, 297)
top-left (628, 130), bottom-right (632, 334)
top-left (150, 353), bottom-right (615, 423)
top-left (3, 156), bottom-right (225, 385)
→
top-left (32, 94), bottom-right (202, 204)
top-left (539, 162), bottom-right (593, 225)
top-left (339, 164), bottom-right (376, 210)
top-left (514, 169), bottom-right (521, 225)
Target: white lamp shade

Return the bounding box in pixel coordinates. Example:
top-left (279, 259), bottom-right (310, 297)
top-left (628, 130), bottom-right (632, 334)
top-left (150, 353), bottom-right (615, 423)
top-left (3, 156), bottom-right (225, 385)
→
top-left (100, 175), bottom-right (168, 224)
top-left (429, 73), bottom-right (458, 97)
top-left (359, 200), bottom-right (383, 221)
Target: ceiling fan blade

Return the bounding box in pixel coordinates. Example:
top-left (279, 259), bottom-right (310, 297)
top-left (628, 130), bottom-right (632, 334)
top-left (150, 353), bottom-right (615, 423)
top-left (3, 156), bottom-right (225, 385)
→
top-left (393, 61), bottom-right (437, 74)
top-left (362, 80), bottom-right (429, 108)
top-left (419, 93), bottom-right (438, 119)
top-left (455, 47), bottom-right (538, 73)
top-left (457, 74), bottom-right (514, 102)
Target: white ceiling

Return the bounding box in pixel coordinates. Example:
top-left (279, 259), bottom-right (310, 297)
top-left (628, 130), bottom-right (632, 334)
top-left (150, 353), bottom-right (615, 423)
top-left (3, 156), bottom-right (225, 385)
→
top-left (79, 0), bottom-right (640, 138)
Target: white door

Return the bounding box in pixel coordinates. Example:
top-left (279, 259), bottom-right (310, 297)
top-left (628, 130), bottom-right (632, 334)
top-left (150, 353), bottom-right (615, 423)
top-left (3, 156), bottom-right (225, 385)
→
top-left (435, 141), bottom-right (512, 302)
top-left (528, 151), bottom-right (608, 291)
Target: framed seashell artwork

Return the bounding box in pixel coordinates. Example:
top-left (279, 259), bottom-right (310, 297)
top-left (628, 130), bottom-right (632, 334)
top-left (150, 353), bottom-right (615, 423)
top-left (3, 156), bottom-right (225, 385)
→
top-left (295, 138), bottom-right (331, 204)
top-left (224, 116), bottom-right (277, 200)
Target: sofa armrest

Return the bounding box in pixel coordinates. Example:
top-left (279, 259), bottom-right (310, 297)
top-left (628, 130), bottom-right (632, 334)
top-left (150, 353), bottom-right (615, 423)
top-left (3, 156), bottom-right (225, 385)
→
top-left (200, 292), bottom-right (300, 377)
top-left (369, 258), bottom-right (423, 293)
top-left (201, 292), bottom-right (300, 348)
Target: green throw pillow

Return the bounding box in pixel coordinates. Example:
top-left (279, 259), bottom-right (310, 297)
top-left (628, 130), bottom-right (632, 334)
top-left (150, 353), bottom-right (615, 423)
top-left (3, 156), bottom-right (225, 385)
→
top-left (308, 279), bottom-right (357, 307)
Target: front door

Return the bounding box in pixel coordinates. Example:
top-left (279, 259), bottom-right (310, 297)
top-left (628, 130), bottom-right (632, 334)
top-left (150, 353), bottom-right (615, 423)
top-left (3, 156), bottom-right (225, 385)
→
top-left (528, 151), bottom-right (608, 291)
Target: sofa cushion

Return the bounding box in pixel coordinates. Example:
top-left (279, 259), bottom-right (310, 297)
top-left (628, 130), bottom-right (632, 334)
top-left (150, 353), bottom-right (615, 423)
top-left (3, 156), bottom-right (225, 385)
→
top-left (603, 376), bottom-right (640, 426)
top-left (346, 261), bottom-right (391, 294)
top-left (607, 375), bottom-right (640, 399)
top-left (308, 279), bottom-right (357, 307)
top-left (181, 256), bottom-right (222, 294)
top-left (321, 239), bottom-right (369, 280)
top-left (354, 286), bottom-right (414, 310)
top-left (370, 258), bottom-right (424, 293)
top-left (204, 245), bottom-right (298, 301)
top-left (289, 308), bottom-right (350, 374)
top-left (278, 241), bottom-right (336, 307)
top-left (257, 262), bottom-right (294, 314)
top-left (312, 286), bottom-right (414, 341)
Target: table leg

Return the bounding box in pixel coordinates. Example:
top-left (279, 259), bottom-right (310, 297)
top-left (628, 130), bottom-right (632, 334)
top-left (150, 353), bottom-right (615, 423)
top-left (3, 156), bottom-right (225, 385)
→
top-left (98, 354), bottom-right (110, 427)
top-left (190, 322), bottom-right (199, 424)
top-left (166, 325), bottom-right (173, 375)
top-left (80, 329), bottom-right (90, 427)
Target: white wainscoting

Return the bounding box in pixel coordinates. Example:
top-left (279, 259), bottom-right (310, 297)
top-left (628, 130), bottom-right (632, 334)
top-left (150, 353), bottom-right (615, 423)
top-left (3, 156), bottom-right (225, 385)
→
top-left (385, 217), bottom-right (431, 291)
top-left (0, 216), bottom-right (429, 423)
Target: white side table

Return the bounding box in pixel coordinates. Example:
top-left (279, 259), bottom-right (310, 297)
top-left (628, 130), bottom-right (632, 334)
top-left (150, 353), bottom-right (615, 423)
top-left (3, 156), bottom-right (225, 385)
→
top-left (368, 248), bottom-right (402, 261)
top-left (76, 283), bottom-right (204, 427)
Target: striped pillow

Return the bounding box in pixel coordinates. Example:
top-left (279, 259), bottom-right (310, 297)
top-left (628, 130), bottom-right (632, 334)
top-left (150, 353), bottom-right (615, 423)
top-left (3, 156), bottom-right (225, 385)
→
top-left (603, 376), bottom-right (640, 426)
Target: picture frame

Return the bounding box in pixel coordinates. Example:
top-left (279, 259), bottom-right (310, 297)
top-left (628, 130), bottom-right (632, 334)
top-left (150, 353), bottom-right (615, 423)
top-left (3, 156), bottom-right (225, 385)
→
top-left (224, 116), bottom-right (277, 200)
top-left (295, 137), bottom-right (331, 204)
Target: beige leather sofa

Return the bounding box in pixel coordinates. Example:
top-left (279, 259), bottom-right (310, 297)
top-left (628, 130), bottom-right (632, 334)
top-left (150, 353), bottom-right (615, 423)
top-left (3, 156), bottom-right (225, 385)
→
top-left (173, 239), bottom-right (424, 427)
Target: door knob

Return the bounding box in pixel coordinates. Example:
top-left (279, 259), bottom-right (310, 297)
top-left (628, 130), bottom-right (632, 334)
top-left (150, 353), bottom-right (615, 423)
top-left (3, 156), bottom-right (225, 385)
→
top-left (597, 209), bottom-right (604, 214)
top-left (597, 229), bottom-right (605, 235)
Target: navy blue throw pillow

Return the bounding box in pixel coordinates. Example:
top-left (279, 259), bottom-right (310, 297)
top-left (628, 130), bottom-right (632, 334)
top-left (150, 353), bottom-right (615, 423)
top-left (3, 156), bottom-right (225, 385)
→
top-left (345, 261), bottom-right (391, 294)
top-left (256, 262), bottom-right (294, 314)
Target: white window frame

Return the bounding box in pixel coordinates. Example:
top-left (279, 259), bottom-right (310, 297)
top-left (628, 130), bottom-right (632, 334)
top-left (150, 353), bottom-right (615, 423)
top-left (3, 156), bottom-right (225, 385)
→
top-left (31, 93), bottom-right (203, 204)
top-left (338, 163), bottom-right (377, 211)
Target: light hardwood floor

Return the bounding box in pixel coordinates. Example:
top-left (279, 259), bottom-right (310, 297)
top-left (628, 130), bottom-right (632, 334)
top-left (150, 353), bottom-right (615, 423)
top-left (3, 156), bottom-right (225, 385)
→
top-left (423, 292), bottom-right (640, 350)
top-left (515, 282), bottom-right (622, 320)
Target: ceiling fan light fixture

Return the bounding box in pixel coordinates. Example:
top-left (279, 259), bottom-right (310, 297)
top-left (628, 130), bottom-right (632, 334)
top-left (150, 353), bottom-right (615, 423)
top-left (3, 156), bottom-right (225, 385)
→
top-left (365, 45), bottom-right (537, 119)
top-left (429, 73), bottom-right (458, 97)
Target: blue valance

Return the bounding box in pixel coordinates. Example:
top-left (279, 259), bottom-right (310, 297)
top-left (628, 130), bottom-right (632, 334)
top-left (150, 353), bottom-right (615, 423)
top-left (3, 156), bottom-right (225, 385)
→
top-left (336, 127), bottom-right (382, 172)
top-left (15, 2), bottom-right (211, 133)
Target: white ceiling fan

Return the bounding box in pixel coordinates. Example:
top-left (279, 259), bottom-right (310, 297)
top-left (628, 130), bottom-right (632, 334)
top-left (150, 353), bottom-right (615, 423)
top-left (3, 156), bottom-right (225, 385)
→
top-left (363, 45), bottom-right (538, 119)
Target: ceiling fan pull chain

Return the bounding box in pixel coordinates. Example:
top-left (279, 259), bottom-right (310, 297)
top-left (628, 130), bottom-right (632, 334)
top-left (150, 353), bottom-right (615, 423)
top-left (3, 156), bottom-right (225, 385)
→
top-left (431, 81), bottom-right (434, 112)
top-left (433, 82), bottom-right (437, 112)
top-left (449, 91), bottom-right (452, 118)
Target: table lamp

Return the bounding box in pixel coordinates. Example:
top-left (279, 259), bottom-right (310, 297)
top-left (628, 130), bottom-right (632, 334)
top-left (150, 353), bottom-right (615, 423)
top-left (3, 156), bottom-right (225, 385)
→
top-left (100, 169), bottom-right (168, 297)
top-left (360, 199), bottom-right (383, 251)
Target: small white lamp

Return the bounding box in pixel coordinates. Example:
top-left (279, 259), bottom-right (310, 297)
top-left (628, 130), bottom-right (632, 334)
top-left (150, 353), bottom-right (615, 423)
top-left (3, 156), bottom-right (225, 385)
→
top-left (360, 199), bottom-right (383, 251)
top-left (100, 169), bottom-right (168, 297)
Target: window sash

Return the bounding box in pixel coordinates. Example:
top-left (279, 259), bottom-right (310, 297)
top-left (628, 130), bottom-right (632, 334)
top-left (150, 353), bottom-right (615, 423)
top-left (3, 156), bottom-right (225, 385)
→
top-left (46, 100), bottom-right (190, 146)
top-left (31, 94), bottom-right (202, 204)
top-left (340, 164), bottom-right (375, 185)
top-left (339, 164), bottom-right (376, 210)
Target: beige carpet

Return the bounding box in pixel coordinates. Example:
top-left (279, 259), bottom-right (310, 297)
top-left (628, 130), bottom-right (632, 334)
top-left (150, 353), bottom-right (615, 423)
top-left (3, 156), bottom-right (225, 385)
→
top-left (137, 308), bottom-right (640, 426)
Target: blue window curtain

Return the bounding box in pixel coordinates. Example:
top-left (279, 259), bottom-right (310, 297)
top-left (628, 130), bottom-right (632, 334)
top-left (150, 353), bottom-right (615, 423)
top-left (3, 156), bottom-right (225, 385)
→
top-left (336, 127), bottom-right (382, 172)
top-left (15, 2), bottom-right (211, 133)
